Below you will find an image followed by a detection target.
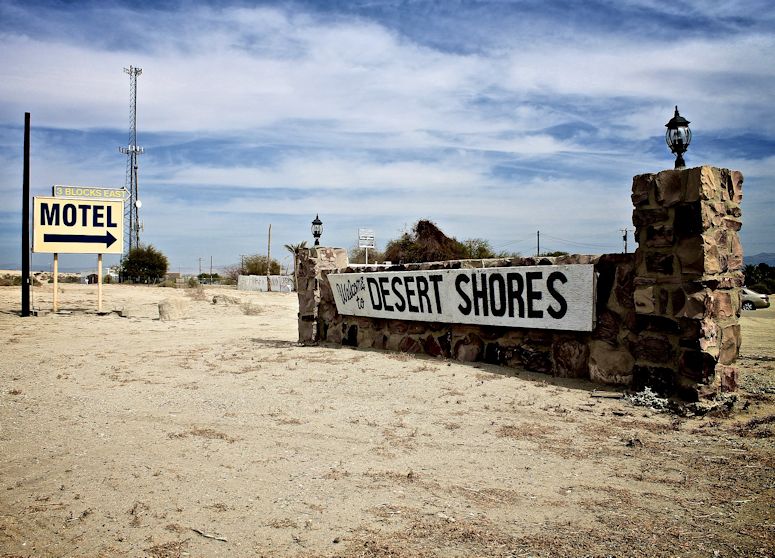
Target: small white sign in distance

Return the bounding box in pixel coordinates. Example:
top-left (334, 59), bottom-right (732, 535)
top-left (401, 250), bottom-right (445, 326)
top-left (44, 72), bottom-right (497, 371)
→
top-left (358, 228), bottom-right (375, 249)
top-left (328, 265), bottom-right (596, 332)
top-left (33, 196), bottom-right (124, 255)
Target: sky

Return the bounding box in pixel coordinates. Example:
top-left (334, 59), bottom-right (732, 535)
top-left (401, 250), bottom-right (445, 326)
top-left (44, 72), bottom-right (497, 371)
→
top-left (1, 0), bottom-right (773, 274)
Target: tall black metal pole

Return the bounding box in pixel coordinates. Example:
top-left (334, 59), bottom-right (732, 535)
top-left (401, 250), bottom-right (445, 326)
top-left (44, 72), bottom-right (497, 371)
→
top-left (21, 112), bottom-right (31, 317)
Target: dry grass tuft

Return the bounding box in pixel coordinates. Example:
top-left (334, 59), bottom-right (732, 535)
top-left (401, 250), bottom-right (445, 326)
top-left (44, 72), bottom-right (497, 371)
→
top-left (145, 540), bottom-right (188, 558)
top-left (496, 422), bottom-right (557, 440)
top-left (241, 302), bottom-right (262, 315)
top-left (168, 427), bottom-right (237, 443)
top-left (186, 285), bottom-right (208, 301)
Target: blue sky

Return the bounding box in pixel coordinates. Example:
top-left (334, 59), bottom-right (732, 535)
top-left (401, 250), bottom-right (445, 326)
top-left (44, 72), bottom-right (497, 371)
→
top-left (1, 0), bottom-right (773, 273)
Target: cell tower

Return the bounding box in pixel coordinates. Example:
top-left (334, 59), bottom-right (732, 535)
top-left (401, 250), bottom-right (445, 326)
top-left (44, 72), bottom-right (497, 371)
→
top-left (119, 65), bottom-right (144, 255)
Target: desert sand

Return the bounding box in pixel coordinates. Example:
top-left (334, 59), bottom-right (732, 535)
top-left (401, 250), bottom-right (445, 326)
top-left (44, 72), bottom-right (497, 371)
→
top-left (1, 281), bottom-right (773, 557)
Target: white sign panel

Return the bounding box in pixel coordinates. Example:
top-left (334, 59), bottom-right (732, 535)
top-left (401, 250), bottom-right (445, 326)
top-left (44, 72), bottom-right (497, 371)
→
top-left (358, 228), bottom-right (375, 249)
top-left (33, 196), bottom-right (124, 254)
top-left (328, 265), bottom-right (596, 332)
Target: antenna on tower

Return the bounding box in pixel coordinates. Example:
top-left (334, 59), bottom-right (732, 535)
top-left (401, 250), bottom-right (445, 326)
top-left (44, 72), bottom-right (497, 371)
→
top-left (119, 65), bottom-right (144, 256)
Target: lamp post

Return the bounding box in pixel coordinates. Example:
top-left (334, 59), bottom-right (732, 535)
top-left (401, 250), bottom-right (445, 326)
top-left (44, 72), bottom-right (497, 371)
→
top-left (665, 106), bottom-right (691, 169)
top-left (311, 214), bottom-right (323, 246)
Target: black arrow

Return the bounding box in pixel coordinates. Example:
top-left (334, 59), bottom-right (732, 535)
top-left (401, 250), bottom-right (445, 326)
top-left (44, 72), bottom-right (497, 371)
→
top-left (44, 231), bottom-right (117, 248)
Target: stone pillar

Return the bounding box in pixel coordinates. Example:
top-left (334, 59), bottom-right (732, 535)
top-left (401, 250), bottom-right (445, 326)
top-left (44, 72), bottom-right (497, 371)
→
top-left (296, 247), bottom-right (349, 344)
top-left (631, 166), bottom-right (743, 399)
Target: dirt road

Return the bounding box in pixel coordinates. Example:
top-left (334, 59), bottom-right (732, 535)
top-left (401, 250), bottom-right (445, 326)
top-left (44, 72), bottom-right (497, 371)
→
top-left (1, 283), bottom-right (773, 557)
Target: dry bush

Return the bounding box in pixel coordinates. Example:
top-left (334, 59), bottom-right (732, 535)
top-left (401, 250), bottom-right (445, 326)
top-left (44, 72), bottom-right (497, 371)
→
top-left (186, 285), bottom-right (208, 301)
top-left (241, 302), bottom-right (262, 315)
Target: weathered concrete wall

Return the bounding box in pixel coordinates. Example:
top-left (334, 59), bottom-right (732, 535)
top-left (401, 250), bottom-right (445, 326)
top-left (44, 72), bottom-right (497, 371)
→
top-left (297, 167), bottom-right (742, 398)
top-left (238, 275), bottom-right (294, 292)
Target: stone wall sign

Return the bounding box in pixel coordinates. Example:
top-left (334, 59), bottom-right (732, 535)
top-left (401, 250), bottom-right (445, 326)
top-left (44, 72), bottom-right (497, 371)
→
top-left (328, 265), bottom-right (596, 332)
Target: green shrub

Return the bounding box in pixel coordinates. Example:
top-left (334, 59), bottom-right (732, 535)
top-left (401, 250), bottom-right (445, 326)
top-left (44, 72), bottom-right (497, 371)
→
top-left (121, 244), bottom-right (169, 283)
top-left (750, 283), bottom-right (770, 295)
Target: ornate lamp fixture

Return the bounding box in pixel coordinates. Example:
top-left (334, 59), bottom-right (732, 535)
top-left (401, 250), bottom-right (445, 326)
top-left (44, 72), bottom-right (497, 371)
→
top-left (665, 106), bottom-right (691, 169)
top-left (311, 214), bottom-right (323, 246)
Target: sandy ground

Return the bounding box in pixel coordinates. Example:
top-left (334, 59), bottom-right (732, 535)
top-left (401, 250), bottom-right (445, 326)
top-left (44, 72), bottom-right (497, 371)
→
top-left (0, 282), bottom-right (773, 558)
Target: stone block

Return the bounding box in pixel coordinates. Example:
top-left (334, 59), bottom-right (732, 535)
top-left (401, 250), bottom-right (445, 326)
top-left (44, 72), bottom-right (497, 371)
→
top-left (634, 284), bottom-right (655, 314)
top-left (298, 320), bottom-right (317, 343)
top-left (631, 173), bottom-right (654, 206)
top-left (408, 322), bottom-right (429, 335)
top-left (730, 170), bottom-right (744, 203)
top-left (698, 318), bottom-right (719, 355)
top-left (453, 334), bottom-right (483, 362)
top-left (717, 365), bottom-right (738, 392)
top-left (388, 321), bottom-right (409, 334)
top-left (645, 225), bottom-right (674, 247)
top-left (399, 336), bottom-right (422, 353)
top-left (718, 324), bottom-right (741, 365)
top-left (632, 207), bottom-right (669, 229)
top-left (678, 349), bottom-right (715, 382)
top-left (327, 321), bottom-right (343, 344)
top-left (612, 263), bottom-right (635, 310)
top-left (424, 335), bottom-right (445, 357)
top-left (676, 236), bottom-right (704, 276)
top-left (552, 338), bottom-right (589, 378)
top-left (655, 170), bottom-right (684, 207)
top-left (158, 298), bottom-right (188, 321)
top-left (701, 235), bottom-right (723, 275)
top-left (516, 345), bottom-right (552, 373)
top-left (701, 202), bottom-right (725, 229)
top-left (711, 291), bottom-right (735, 321)
top-left (645, 252), bottom-right (675, 275)
top-left (675, 288), bottom-right (707, 319)
top-left (593, 310), bottom-right (620, 344)
top-left (699, 166), bottom-right (720, 201)
top-left (635, 314), bottom-right (680, 334)
top-left (728, 234), bottom-right (743, 272)
top-left (357, 327), bottom-right (382, 349)
top-left (588, 340), bottom-right (634, 385)
top-left (682, 167), bottom-right (701, 203)
top-left (723, 217), bottom-right (742, 232)
top-left (634, 334), bottom-right (674, 364)
top-left (673, 202), bottom-right (703, 239)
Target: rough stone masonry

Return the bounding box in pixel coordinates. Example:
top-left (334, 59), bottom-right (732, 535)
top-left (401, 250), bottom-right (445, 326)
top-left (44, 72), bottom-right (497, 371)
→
top-left (297, 167), bottom-right (743, 399)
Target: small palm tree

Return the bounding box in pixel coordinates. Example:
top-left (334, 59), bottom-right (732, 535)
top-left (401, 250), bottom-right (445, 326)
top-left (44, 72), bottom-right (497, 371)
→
top-left (284, 241), bottom-right (308, 291)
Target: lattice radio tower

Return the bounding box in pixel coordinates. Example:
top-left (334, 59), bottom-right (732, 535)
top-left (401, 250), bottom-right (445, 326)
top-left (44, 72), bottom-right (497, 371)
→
top-left (119, 65), bottom-right (144, 256)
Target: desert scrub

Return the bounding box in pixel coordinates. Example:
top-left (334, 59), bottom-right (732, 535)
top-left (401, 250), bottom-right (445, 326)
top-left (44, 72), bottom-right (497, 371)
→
top-left (241, 302), bottom-right (262, 315)
top-left (186, 285), bottom-right (208, 301)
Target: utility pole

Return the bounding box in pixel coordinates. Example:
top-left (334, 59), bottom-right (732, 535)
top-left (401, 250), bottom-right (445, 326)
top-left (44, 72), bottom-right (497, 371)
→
top-left (21, 112), bottom-right (31, 317)
top-left (621, 228), bottom-right (629, 254)
top-left (209, 256), bottom-right (213, 284)
top-left (266, 224), bottom-right (272, 292)
top-left (198, 257), bottom-right (202, 276)
top-left (536, 230), bottom-right (540, 257)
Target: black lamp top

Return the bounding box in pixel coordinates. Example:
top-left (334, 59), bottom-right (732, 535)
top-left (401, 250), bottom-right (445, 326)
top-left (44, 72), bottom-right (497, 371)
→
top-left (665, 106), bottom-right (690, 129)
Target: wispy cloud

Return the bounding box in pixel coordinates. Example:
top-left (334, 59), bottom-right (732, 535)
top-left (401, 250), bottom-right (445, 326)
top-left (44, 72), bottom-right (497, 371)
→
top-left (1, 0), bottom-right (773, 271)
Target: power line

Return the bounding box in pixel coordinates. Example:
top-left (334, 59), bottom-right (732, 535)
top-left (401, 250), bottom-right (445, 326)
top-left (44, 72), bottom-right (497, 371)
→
top-left (539, 232), bottom-right (617, 249)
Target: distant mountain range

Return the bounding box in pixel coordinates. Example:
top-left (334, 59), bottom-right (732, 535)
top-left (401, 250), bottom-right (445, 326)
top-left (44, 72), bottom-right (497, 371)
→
top-left (744, 253), bottom-right (775, 266)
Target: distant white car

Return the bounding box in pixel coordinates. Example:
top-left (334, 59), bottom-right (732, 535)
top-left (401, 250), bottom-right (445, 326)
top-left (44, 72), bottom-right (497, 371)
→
top-left (741, 287), bottom-right (770, 310)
